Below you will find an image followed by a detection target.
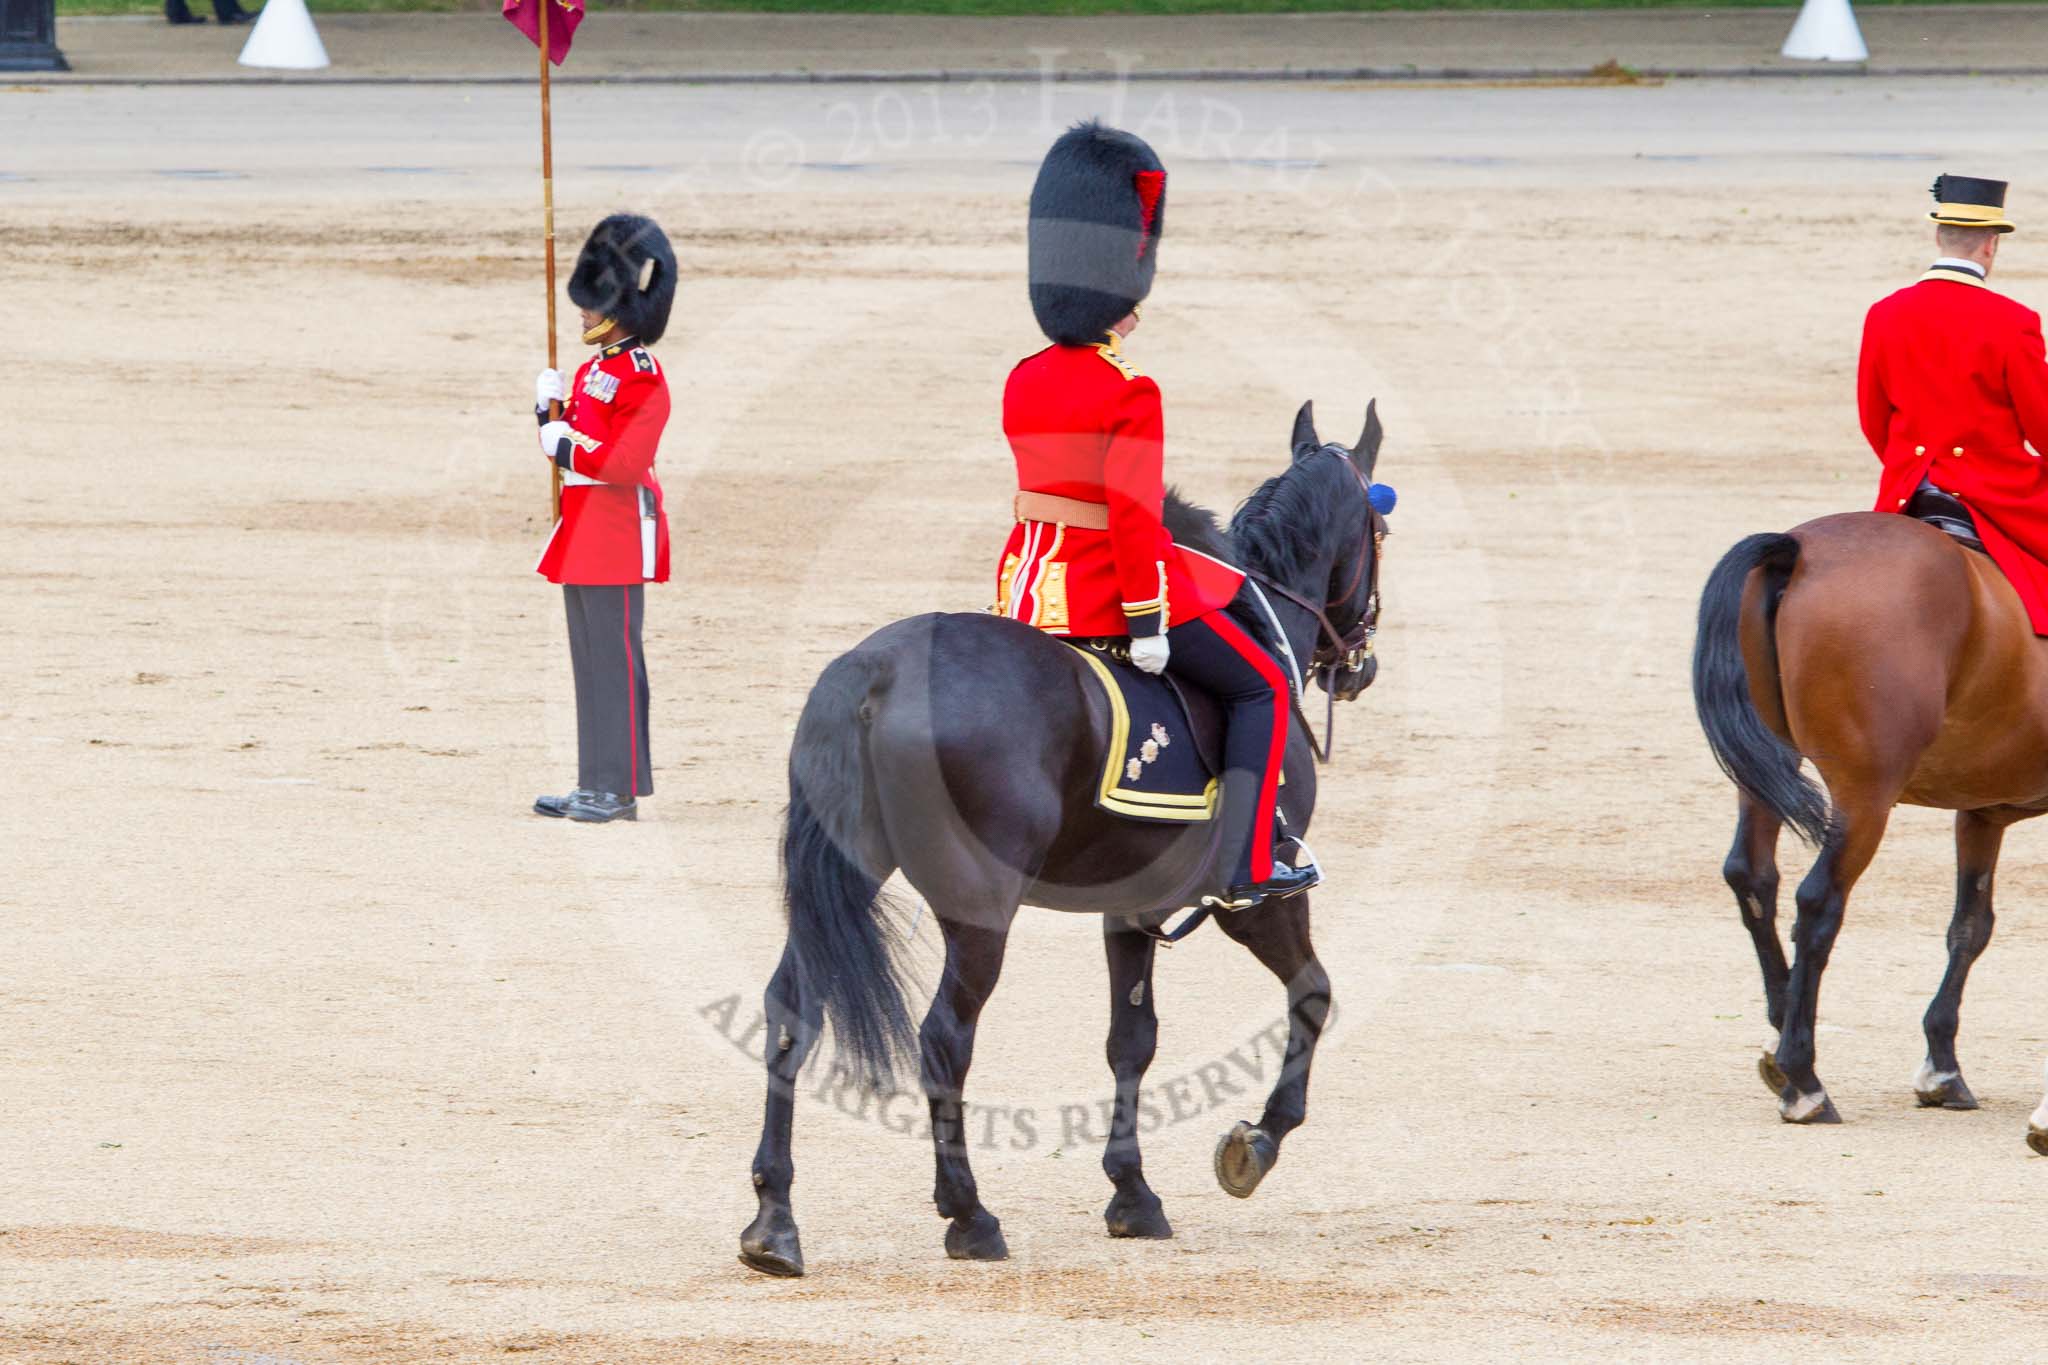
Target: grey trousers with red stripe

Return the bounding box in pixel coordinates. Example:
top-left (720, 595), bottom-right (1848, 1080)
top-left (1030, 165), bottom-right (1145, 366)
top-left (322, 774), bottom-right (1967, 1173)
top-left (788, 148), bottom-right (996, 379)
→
top-left (563, 584), bottom-right (652, 798)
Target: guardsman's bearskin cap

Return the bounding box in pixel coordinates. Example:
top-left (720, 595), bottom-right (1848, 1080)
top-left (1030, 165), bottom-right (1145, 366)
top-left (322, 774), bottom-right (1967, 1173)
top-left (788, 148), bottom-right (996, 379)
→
top-left (569, 213), bottom-right (677, 344)
top-left (1930, 173), bottom-right (2016, 234)
top-left (1028, 122), bottom-right (1167, 347)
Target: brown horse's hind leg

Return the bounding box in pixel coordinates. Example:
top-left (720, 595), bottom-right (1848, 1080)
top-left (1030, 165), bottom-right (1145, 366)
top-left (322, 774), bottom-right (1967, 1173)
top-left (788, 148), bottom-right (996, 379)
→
top-left (1100, 923), bottom-right (1171, 1238)
top-left (1915, 809), bottom-right (2021, 1110)
top-left (1724, 792), bottom-right (1790, 1094)
top-left (1211, 894), bottom-right (1330, 1198)
top-left (1776, 782), bottom-right (1896, 1124)
top-left (922, 913), bottom-right (1016, 1261)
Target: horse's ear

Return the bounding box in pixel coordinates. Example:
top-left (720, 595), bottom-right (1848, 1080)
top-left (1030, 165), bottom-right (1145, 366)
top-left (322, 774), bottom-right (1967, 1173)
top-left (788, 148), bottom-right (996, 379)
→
top-left (1291, 400), bottom-right (1319, 461)
top-left (1354, 399), bottom-right (1382, 478)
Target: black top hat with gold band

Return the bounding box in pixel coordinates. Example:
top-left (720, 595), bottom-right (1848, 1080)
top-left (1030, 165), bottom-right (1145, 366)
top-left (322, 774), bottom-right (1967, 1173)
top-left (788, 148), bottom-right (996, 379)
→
top-left (1930, 174), bottom-right (2016, 233)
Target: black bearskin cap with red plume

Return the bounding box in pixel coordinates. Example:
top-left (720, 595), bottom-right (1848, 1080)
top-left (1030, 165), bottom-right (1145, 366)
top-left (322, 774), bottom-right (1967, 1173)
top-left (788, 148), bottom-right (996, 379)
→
top-left (1027, 121), bottom-right (1167, 346)
top-left (568, 213), bottom-right (677, 345)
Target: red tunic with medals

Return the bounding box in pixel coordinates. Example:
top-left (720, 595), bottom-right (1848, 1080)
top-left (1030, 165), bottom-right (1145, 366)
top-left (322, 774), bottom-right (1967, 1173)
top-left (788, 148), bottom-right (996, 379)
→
top-left (996, 333), bottom-right (1243, 637)
top-left (535, 338), bottom-right (672, 586)
top-left (1860, 265), bottom-right (2048, 632)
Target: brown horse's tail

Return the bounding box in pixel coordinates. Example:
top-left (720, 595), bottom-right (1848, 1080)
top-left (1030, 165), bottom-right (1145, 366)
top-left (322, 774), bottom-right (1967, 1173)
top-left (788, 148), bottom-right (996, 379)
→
top-left (782, 651), bottom-right (917, 1093)
top-left (1692, 532), bottom-right (1830, 845)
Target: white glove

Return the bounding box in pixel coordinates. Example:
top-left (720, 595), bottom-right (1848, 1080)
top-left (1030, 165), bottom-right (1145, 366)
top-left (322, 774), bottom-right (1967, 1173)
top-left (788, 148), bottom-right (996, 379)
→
top-left (538, 420), bottom-right (572, 460)
top-left (1129, 634), bottom-right (1170, 675)
top-left (535, 368), bottom-right (566, 409)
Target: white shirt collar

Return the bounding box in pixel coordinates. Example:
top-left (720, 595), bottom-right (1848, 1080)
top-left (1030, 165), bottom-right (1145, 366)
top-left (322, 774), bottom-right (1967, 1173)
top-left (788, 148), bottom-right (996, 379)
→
top-left (1931, 256), bottom-right (1988, 279)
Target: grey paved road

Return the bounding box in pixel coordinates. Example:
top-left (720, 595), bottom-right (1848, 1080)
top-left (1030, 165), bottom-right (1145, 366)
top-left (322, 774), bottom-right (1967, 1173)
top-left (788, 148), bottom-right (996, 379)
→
top-left (5, 77), bottom-right (2048, 202)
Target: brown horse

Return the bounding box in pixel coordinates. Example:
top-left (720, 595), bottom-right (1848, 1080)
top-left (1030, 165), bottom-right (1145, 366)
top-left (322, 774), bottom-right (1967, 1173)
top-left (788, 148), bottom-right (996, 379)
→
top-left (1693, 510), bottom-right (2048, 1148)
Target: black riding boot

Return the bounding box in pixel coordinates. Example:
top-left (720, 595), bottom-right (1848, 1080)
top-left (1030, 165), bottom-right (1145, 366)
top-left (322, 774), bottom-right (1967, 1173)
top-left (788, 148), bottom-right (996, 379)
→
top-left (165, 0), bottom-right (205, 23)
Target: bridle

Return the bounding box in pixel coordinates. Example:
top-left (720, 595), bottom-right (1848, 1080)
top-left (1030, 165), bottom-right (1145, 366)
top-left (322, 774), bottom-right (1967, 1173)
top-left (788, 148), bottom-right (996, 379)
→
top-left (1243, 446), bottom-right (1387, 764)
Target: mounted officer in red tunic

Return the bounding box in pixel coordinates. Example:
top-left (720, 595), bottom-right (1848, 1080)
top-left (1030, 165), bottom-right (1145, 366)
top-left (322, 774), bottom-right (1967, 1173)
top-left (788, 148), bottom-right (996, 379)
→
top-left (995, 122), bottom-right (1316, 908)
top-left (530, 213), bottom-right (676, 822)
top-left (1862, 174), bottom-right (2048, 633)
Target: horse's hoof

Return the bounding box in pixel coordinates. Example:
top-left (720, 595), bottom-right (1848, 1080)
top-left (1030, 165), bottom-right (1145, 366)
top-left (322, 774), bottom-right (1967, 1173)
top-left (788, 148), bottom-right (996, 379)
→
top-left (1757, 1048), bottom-right (1790, 1096)
top-left (1779, 1088), bottom-right (1842, 1125)
top-left (1912, 1064), bottom-right (1979, 1111)
top-left (944, 1209), bottom-right (1009, 1262)
top-left (2028, 1126), bottom-right (2048, 1157)
top-left (1104, 1188), bottom-right (1173, 1239)
top-left (739, 1207), bottom-right (805, 1277)
top-left (1213, 1120), bottom-right (1277, 1199)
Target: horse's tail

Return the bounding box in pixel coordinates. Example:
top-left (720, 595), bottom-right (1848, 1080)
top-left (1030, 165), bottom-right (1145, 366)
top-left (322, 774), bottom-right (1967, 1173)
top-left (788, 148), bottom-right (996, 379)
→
top-left (1691, 531), bottom-right (1830, 846)
top-left (782, 650), bottom-right (917, 1093)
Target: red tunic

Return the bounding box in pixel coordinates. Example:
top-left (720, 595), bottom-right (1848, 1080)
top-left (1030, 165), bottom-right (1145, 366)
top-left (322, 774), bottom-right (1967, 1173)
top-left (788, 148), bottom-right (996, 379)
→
top-left (1860, 268), bottom-right (2048, 631)
top-left (535, 339), bottom-right (672, 586)
top-left (995, 334), bottom-right (1242, 637)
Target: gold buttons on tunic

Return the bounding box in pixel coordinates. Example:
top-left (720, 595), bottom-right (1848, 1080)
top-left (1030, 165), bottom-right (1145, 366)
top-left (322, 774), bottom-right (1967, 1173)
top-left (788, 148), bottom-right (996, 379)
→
top-left (1916, 445), bottom-right (1926, 455)
top-left (1954, 446), bottom-right (1965, 457)
top-left (1897, 497), bottom-right (1909, 508)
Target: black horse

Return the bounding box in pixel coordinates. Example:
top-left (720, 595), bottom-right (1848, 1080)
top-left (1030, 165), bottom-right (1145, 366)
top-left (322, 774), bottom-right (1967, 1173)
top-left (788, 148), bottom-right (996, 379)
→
top-left (739, 401), bottom-right (1389, 1276)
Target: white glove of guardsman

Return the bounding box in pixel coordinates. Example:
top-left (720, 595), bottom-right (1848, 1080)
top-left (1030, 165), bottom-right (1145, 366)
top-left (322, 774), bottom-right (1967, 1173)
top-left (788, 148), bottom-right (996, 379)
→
top-left (535, 368), bottom-right (566, 411)
top-left (538, 420), bottom-right (572, 460)
top-left (1129, 634), bottom-right (1170, 675)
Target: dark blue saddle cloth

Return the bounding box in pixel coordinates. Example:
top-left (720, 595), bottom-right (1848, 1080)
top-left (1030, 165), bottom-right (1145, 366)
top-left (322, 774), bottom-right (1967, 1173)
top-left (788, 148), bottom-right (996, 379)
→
top-left (1063, 639), bottom-right (1221, 824)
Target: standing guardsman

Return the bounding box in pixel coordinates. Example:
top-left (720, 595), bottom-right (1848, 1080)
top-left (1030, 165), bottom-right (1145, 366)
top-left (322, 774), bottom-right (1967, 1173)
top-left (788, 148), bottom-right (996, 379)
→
top-left (530, 214), bottom-right (677, 822)
top-left (1861, 175), bottom-right (2048, 633)
top-left (996, 122), bottom-right (1317, 909)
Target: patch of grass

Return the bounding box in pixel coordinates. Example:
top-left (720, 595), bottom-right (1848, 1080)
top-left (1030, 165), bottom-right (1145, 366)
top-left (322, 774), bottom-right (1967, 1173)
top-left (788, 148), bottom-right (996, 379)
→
top-left (55, 0), bottom-right (2048, 16)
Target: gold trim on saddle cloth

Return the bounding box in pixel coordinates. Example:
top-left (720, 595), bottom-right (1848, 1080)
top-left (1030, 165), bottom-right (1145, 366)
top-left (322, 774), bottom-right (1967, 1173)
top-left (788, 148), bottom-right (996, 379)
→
top-left (1072, 647), bottom-right (1218, 823)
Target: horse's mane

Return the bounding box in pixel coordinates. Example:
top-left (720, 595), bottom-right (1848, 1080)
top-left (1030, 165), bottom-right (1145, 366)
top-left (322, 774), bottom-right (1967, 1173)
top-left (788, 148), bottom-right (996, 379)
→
top-left (1162, 488), bottom-right (1237, 566)
top-left (1163, 454), bottom-right (1353, 651)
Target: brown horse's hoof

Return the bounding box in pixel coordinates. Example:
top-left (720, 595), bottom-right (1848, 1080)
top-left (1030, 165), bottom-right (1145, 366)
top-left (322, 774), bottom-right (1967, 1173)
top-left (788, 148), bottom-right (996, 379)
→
top-left (2027, 1126), bottom-right (2048, 1157)
top-left (944, 1209), bottom-right (1009, 1262)
top-left (739, 1207), bottom-right (805, 1277)
top-left (1779, 1088), bottom-right (1842, 1125)
top-left (1213, 1120), bottom-right (1277, 1199)
top-left (1104, 1188), bottom-right (1173, 1239)
top-left (1912, 1063), bottom-right (1979, 1111)
top-left (1757, 1048), bottom-right (1790, 1096)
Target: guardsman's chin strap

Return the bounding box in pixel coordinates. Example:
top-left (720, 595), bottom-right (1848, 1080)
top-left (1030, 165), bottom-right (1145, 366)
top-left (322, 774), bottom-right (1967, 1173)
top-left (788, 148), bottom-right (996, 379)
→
top-left (581, 317), bottom-right (618, 345)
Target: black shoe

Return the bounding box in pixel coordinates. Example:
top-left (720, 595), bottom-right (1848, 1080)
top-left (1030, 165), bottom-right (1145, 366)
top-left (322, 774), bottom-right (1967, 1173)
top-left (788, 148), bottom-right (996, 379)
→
top-left (564, 791), bottom-right (637, 823)
top-left (1215, 859), bottom-right (1321, 911)
top-left (165, 3), bottom-right (204, 21)
top-left (214, 3), bottom-right (254, 21)
top-left (533, 788), bottom-right (596, 818)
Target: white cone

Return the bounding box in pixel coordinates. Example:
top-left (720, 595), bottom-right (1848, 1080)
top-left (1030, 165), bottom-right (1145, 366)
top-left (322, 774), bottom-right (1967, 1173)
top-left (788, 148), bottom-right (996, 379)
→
top-left (238, 0), bottom-right (330, 71)
top-left (1781, 0), bottom-right (1869, 62)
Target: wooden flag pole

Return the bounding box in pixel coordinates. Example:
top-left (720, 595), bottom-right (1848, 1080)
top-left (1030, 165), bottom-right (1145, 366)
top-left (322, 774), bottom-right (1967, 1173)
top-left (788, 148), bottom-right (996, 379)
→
top-left (541, 0), bottom-right (563, 520)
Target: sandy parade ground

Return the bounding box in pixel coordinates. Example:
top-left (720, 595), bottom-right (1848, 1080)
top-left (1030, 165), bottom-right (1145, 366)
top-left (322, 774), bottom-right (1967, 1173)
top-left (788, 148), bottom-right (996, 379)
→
top-left (12, 65), bottom-right (2048, 1361)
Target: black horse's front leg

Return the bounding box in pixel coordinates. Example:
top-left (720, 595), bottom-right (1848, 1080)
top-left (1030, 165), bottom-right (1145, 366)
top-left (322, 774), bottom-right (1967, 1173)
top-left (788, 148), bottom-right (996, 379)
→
top-left (922, 916), bottom-right (1014, 1261)
top-left (1100, 923), bottom-right (1170, 1238)
top-left (1213, 895), bottom-right (1330, 1198)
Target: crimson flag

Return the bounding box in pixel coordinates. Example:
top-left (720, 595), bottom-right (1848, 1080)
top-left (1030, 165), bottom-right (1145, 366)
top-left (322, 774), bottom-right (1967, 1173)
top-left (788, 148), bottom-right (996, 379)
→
top-left (503, 0), bottom-right (584, 66)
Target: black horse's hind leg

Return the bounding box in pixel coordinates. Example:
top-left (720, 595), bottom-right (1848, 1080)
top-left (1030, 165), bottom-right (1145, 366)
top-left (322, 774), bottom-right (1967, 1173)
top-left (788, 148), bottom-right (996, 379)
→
top-left (1915, 809), bottom-right (2013, 1111)
top-left (1724, 792), bottom-right (1791, 1094)
top-left (922, 913), bottom-right (1016, 1261)
top-left (1211, 895), bottom-right (1330, 1198)
top-left (1100, 923), bottom-right (1170, 1239)
top-left (741, 942), bottom-right (825, 1276)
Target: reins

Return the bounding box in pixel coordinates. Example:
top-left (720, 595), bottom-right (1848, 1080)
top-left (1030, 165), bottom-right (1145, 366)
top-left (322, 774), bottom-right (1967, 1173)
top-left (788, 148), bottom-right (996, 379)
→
top-left (1241, 448), bottom-right (1386, 764)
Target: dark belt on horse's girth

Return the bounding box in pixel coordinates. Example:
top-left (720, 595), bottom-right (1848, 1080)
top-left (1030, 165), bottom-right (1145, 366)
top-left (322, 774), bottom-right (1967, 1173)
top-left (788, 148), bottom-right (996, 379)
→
top-left (1245, 452), bottom-right (1387, 765)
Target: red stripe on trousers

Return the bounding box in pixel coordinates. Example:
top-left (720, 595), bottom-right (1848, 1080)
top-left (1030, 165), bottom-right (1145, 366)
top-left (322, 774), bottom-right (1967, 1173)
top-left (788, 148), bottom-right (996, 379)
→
top-left (622, 585), bottom-right (639, 798)
top-left (1201, 610), bottom-right (1288, 883)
